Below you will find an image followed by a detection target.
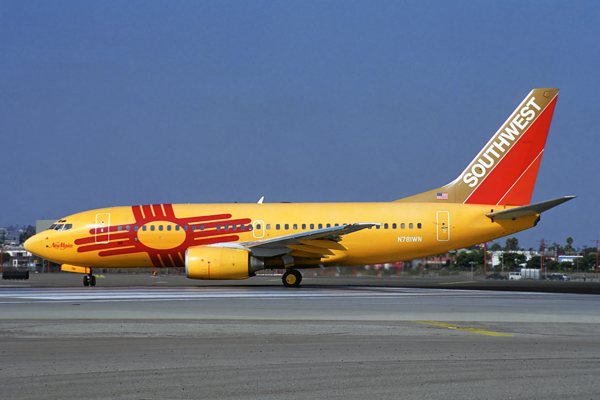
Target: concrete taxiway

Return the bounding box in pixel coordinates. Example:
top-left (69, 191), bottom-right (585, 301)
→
top-left (1, 275), bottom-right (599, 399)
top-left (4, 272), bottom-right (600, 294)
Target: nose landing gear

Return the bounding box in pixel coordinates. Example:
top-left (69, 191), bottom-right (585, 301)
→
top-left (83, 269), bottom-right (96, 287)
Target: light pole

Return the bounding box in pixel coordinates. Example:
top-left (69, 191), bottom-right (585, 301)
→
top-left (469, 261), bottom-right (474, 279)
top-left (541, 252), bottom-right (544, 277)
top-left (591, 239), bottom-right (599, 279)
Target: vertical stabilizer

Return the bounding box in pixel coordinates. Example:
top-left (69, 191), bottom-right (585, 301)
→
top-left (396, 88), bottom-right (559, 206)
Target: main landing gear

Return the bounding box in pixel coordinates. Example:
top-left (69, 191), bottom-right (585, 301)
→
top-left (83, 269), bottom-right (96, 287)
top-left (282, 269), bottom-right (302, 288)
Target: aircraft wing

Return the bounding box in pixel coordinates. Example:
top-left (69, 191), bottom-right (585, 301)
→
top-left (485, 196), bottom-right (576, 220)
top-left (240, 223), bottom-right (379, 258)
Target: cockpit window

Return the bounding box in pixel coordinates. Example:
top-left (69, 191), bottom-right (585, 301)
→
top-left (64, 224), bottom-right (73, 231)
top-left (49, 224), bottom-right (57, 230)
top-left (54, 224), bottom-right (65, 231)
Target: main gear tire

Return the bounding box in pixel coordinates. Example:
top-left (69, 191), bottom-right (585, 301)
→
top-left (282, 270), bottom-right (302, 287)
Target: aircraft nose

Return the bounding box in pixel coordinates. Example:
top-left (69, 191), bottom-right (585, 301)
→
top-left (24, 233), bottom-right (46, 257)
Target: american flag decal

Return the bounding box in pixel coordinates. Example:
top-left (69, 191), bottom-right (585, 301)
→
top-left (437, 192), bottom-right (448, 200)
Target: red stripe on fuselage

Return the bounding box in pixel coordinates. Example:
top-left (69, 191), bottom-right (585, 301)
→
top-left (142, 205), bottom-right (154, 219)
top-left (153, 204), bottom-right (165, 218)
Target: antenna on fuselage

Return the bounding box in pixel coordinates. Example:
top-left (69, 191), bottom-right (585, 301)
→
top-left (257, 196), bottom-right (264, 204)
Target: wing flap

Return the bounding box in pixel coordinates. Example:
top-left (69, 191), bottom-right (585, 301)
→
top-left (298, 239), bottom-right (348, 251)
top-left (242, 223), bottom-right (378, 258)
top-left (288, 250), bottom-right (329, 259)
top-left (286, 244), bottom-right (336, 256)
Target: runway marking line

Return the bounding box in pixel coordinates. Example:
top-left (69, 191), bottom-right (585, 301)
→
top-left (413, 321), bottom-right (513, 337)
top-left (439, 281), bottom-right (477, 285)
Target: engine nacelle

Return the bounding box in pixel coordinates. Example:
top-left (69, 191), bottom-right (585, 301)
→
top-left (185, 246), bottom-right (264, 280)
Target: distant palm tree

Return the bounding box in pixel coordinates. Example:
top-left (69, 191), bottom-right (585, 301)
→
top-left (566, 237), bottom-right (574, 253)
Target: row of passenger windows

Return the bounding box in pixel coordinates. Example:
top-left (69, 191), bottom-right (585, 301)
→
top-left (49, 222), bottom-right (423, 234)
top-left (262, 223), bottom-right (422, 230)
top-left (115, 224), bottom-right (255, 232)
top-left (113, 222), bottom-right (422, 232)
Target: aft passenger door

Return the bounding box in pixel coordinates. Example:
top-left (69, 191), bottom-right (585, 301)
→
top-left (436, 211), bottom-right (450, 241)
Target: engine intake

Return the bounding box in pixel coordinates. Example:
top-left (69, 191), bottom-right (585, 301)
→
top-left (185, 246), bottom-right (264, 280)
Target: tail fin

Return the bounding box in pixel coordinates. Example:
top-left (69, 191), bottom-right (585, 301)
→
top-left (397, 88), bottom-right (559, 206)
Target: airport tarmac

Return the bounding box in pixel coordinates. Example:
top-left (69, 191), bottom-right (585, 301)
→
top-left (4, 271), bottom-right (600, 294)
top-left (1, 275), bottom-right (600, 399)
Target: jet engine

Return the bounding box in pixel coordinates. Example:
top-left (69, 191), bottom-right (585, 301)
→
top-left (185, 246), bottom-right (264, 280)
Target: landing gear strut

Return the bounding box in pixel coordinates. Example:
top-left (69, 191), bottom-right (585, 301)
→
top-left (282, 269), bottom-right (302, 288)
top-left (83, 269), bottom-right (96, 287)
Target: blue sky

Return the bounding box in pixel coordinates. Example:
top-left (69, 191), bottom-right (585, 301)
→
top-left (1, 1), bottom-right (598, 250)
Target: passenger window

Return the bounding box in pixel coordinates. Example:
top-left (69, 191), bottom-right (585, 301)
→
top-left (159, 225), bottom-right (163, 231)
top-left (318, 224), bottom-right (323, 229)
top-left (293, 224), bottom-right (298, 230)
top-left (409, 223), bottom-right (414, 229)
top-left (248, 225), bottom-right (253, 231)
top-left (142, 226), bottom-right (147, 231)
top-left (167, 225), bottom-right (172, 231)
top-left (310, 224), bottom-right (314, 229)
top-left (151, 226), bottom-right (155, 231)
top-left (335, 223), bottom-right (339, 227)
top-left (384, 223), bottom-right (388, 229)
top-left (184, 225), bottom-right (188, 231)
top-left (417, 223), bottom-right (422, 229)
top-left (126, 226), bottom-right (131, 232)
top-left (256, 224), bottom-right (261, 230)
top-left (192, 225), bottom-right (196, 231)
top-left (392, 223), bottom-right (397, 229)
top-left (326, 223), bottom-right (331, 228)
top-left (216, 225), bottom-right (221, 231)
top-left (118, 226), bottom-right (122, 232)
top-left (376, 225), bottom-right (380, 229)
top-left (276, 224), bottom-right (280, 230)
top-left (285, 224), bottom-right (289, 230)
top-left (200, 225), bottom-right (204, 231)
top-left (224, 225), bottom-right (229, 231)
top-left (302, 224), bottom-right (306, 230)
top-left (232, 225), bottom-right (237, 230)
top-left (401, 223), bottom-right (405, 229)
top-left (266, 224), bottom-right (271, 230)
top-left (175, 225), bottom-right (180, 231)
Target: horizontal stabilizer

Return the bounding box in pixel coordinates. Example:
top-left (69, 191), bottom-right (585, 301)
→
top-left (485, 196), bottom-right (576, 220)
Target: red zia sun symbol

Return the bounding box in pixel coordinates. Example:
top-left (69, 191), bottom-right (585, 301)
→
top-left (74, 204), bottom-right (252, 268)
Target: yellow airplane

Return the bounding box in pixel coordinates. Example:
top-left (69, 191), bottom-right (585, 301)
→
top-left (24, 88), bottom-right (574, 287)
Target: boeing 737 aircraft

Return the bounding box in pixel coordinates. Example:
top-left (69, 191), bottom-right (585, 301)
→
top-left (24, 88), bottom-right (574, 287)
